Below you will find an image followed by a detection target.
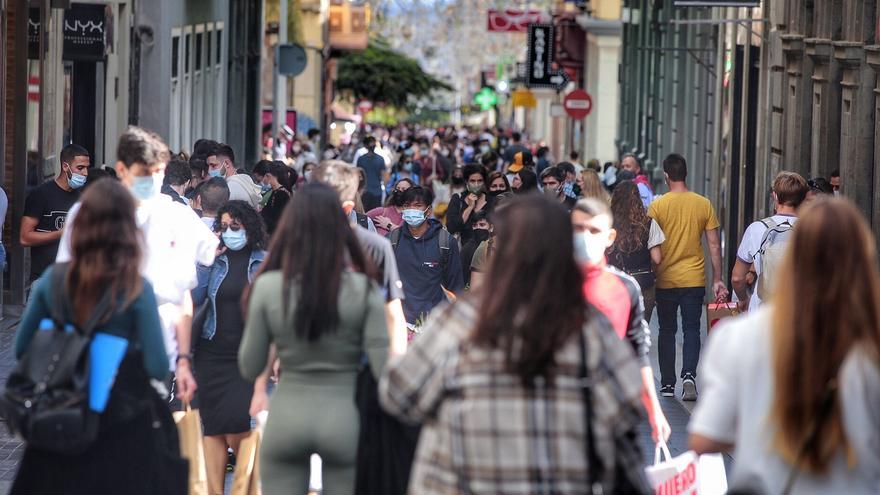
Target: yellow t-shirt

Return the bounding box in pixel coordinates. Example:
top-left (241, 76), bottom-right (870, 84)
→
top-left (648, 192), bottom-right (720, 289)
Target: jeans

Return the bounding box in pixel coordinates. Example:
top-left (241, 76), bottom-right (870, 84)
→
top-left (656, 287), bottom-right (705, 387)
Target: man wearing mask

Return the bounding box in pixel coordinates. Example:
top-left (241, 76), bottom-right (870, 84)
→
top-left (58, 126), bottom-right (219, 405)
top-left (21, 144), bottom-right (89, 282)
top-left (621, 153), bottom-right (654, 207)
top-left (390, 186), bottom-right (464, 324)
top-left (445, 164), bottom-right (489, 246)
top-left (206, 144), bottom-right (262, 209)
top-left (540, 166), bottom-right (576, 210)
top-left (572, 198), bottom-right (671, 444)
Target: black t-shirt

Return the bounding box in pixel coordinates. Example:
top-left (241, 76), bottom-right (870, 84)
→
top-left (354, 227), bottom-right (405, 302)
top-left (23, 180), bottom-right (80, 279)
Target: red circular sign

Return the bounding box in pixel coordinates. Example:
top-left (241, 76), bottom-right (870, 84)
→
top-left (564, 89), bottom-right (593, 119)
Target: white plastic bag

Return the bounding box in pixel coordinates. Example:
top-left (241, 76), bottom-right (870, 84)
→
top-left (644, 441), bottom-right (727, 495)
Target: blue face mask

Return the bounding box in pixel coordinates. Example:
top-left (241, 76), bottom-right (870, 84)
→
top-left (261, 183), bottom-right (272, 194)
top-left (129, 176), bottom-right (155, 201)
top-left (208, 168), bottom-right (224, 178)
top-left (222, 229), bottom-right (248, 251)
top-left (401, 208), bottom-right (427, 227)
top-left (67, 167), bottom-right (87, 190)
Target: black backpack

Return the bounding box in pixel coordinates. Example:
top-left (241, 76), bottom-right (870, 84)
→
top-left (0, 263), bottom-right (111, 454)
top-left (389, 226), bottom-right (452, 271)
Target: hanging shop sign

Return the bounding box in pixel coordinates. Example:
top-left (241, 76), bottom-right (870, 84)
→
top-left (28, 3), bottom-right (108, 61)
top-left (526, 24), bottom-right (571, 92)
top-left (487, 9), bottom-right (547, 33)
top-left (511, 89), bottom-right (537, 108)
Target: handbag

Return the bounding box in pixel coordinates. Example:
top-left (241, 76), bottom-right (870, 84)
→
top-left (0, 263), bottom-right (110, 454)
top-left (232, 424), bottom-right (263, 495)
top-left (645, 440), bottom-right (727, 495)
top-left (579, 327), bottom-right (652, 494)
top-left (173, 404), bottom-right (209, 495)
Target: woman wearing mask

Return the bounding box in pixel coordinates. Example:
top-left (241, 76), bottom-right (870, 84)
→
top-left (512, 169), bottom-right (539, 194)
top-left (367, 177), bottom-right (413, 237)
top-left (487, 171), bottom-right (511, 198)
top-left (389, 157), bottom-right (420, 188)
top-left (445, 164), bottom-right (489, 246)
top-left (607, 180), bottom-right (664, 323)
top-left (260, 162), bottom-right (292, 235)
top-left (12, 180), bottom-right (184, 494)
top-left (690, 197), bottom-right (880, 493)
top-left (193, 201), bottom-right (268, 495)
top-left (380, 195), bottom-right (646, 494)
top-left (239, 183), bottom-right (388, 495)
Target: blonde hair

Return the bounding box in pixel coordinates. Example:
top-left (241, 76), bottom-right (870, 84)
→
top-left (580, 169), bottom-right (610, 204)
top-left (770, 198), bottom-right (880, 473)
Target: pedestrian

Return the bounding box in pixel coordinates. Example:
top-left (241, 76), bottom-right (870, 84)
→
top-left (486, 171), bottom-right (510, 198)
top-left (572, 198), bottom-right (670, 442)
top-left (557, 161), bottom-right (582, 200)
top-left (501, 131), bottom-right (529, 165)
top-left (12, 179), bottom-right (184, 495)
top-left (505, 150), bottom-right (534, 185)
top-left (161, 158), bottom-right (192, 205)
top-left (805, 177), bottom-right (833, 203)
top-left (607, 180), bottom-right (665, 323)
top-left (207, 144), bottom-right (262, 209)
top-left (536, 146), bottom-right (552, 174)
top-left (648, 153), bottom-right (727, 401)
top-left (20, 144), bottom-right (89, 283)
top-left (580, 169), bottom-right (611, 204)
top-left (689, 197), bottom-right (880, 494)
top-left (445, 164), bottom-right (489, 246)
top-left (187, 158), bottom-right (209, 199)
top-left (731, 171), bottom-right (808, 312)
top-left (367, 177), bottom-right (413, 237)
top-left (57, 126), bottom-right (219, 406)
top-left (192, 177), bottom-right (231, 230)
top-left (259, 161), bottom-right (293, 235)
top-left (357, 136), bottom-right (387, 211)
top-left (238, 183), bottom-right (389, 495)
top-left (829, 168), bottom-right (840, 195)
top-left (380, 195), bottom-right (646, 494)
top-left (391, 186), bottom-right (464, 324)
top-left (541, 166), bottom-right (577, 209)
top-left (192, 200), bottom-right (267, 495)
top-left (512, 168), bottom-right (538, 194)
top-left (459, 210), bottom-right (492, 287)
top-left (620, 154), bottom-right (654, 206)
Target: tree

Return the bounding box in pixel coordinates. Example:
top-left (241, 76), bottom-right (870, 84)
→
top-left (335, 38), bottom-right (452, 108)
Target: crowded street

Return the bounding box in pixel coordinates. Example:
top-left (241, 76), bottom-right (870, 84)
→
top-left (0, 1), bottom-right (879, 495)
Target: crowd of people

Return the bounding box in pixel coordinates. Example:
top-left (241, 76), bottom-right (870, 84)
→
top-left (4, 122), bottom-right (878, 495)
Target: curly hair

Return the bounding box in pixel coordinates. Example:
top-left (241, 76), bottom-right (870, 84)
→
top-left (214, 200), bottom-right (268, 251)
top-left (609, 180), bottom-right (650, 255)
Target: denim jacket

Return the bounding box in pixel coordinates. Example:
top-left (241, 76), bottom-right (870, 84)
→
top-left (192, 249), bottom-right (266, 340)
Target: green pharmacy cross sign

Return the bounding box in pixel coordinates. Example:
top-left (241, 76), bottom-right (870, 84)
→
top-left (474, 87), bottom-right (498, 111)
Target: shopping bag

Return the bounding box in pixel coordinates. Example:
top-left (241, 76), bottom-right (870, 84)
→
top-left (706, 298), bottom-right (739, 334)
top-left (172, 404), bottom-right (209, 495)
top-left (645, 441), bottom-right (727, 495)
top-left (232, 411), bottom-right (267, 495)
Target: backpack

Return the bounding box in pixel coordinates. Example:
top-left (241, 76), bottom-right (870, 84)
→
top-left (0, 263), bottom-right (110, 454)
top-left (389, 226), bottom-right (452, 272)
top-left (756, 217), bottom-right (795, 301)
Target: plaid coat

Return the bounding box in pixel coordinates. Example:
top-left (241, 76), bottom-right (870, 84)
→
top-left (379, 300), bottom-right (644, 494)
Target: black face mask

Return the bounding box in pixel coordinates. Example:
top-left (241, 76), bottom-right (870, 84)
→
top-left (488, 190), bottom-right (505, 198)
top-left (452, 176), bottom-right (465, 185)
top-left (472, 229), bottom-right (492, 242)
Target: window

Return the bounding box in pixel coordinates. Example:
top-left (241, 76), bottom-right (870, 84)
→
top-left (206, 31), bottom-right (212, 69)
top-left (172, 35), bottom-right (179, 78)
top-left (185, 33), bottom-right (191, 73)
top-left (195, 32), bottom-right (203, 70)
top-left (215, 29), bottom-right (222, 65)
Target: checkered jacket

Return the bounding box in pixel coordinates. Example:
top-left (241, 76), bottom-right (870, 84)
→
top-left (379, 299), bottom-right (644, 494)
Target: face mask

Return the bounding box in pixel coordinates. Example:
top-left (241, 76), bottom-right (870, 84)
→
top-left (67, 168), bottom-right (87, 190)
top-left (261, 183), bottom-right (272, 194)
top-left (488, 190), bottom-right (504, 198)
top-left (467, 183), bottom-right (484, 195)
top-left (401, 208), bottom-right (427, 227)
top-left (129, 175), bottom-right (156, 201)
top-left (404, 148), bottom-right (415, 157)
top-left (209, 168), bottom-right (224, 178)
top-left (403, 162), bottom-right (413, 172)
top-left (543, 185), bottom-right (561, 198)
top-left (441, 149), bottom-right (450, 157)
top-left (473, 229), bottom-right (492, 242)
top-left (304, 170), bottom-right (313, 183)
top-left (452, 175), bottom-right (465, 185)
top-left (573, 232), bottom-right (607, 266)
top-left (222, 229), bottom-right (248, 251)
top-left (480, 145), bottom-right (490, 154)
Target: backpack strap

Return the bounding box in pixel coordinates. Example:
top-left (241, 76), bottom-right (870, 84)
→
top-left (49, 262), bottom-right (115, 336)
top-left (438, 228), bottom-right (451, 272)
top-left (390, 227), bottom-right (402, 251)
top-left (757, 217), bottom-right (793, 255)
top-left (759, 217), bottom-right (778, 230)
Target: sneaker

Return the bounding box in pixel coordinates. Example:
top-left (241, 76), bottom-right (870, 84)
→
top-left (660, 385), bottom-right (675, 397)
top-left (682, 374), bottom-right (698, 401)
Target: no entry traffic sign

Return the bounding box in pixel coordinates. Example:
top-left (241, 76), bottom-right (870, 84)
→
top-left (564, 89), bottom-right (593, 119)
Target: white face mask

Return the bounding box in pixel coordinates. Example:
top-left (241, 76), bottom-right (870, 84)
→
top-left (573, 232), bottom-right (607, 266)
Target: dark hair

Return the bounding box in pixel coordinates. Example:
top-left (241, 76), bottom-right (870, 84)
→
top-left (189, 159), bottom-right (208, 179)
top-left (199, 177), bottom-right (230, 214)
top-left (164, 158), bottom-right (191, 186)
top-left (280, 161), bottom-right (299, 187)
top-left (808, 177), bottom-right (833, 194)
top-left (307, 128), bottom-right (320, 139)
top-left (68, 179), bottom-right (143, 326)
top-left (480, 151), bottom-right (499, 169)
top-left (536, 146), bottom-right (549, 158)
top-left (514, 169), bottom-right (539, 193)
top-left (662, 153), bottom-right (688, 182)
top-left (267, 161), bottom-right (294, 190)
top-left (511, 131), bottom-right (522, 142)
top-left (117, 126), bottom-right (170, 168)
top-left (252, 160), bottom-right (272, 177)
top-left (540, 166), bottom-right (565, 183)
top-left (570, 150), bottom-right (580, 160)
top-left (556, 161), bottom-right (576, 176)
top-left (363, 136), bottom-right (376, 148)
top-left (470, 209), bottom-right (490, 225)
top-left (471, 195), bottom-right (588, 386)
top-left (60, 144), bottom-right (90, 165)
top-left (191, 139), bottom-right (219, 161)
top-left (401, 185), bottom-right (434, 206)
top-left (215, 200), bottom-right (268, 251)
top-left (830, 169), bottom-right (840, 179)
top-left (82, 168), bottom-right (116, 192)
top-left (462, 164), bottom-right (486, 184)
top-left (487, 171), bottom-right (511, 192)
top-left (258, 183), bottom-right (373, 341)
top-left (210, 143), bottom-right (236, 164)
top-left (609, 181), bottom-right (649, 255)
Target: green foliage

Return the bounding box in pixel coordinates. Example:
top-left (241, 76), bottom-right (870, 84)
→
top-left (336, 38), bottom-right (453, 108)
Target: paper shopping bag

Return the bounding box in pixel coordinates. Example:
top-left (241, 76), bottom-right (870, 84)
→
top-left (232, 426), bottom-right (263, 495)
top-left (706, 300), bottom-right (739, 334)
top-left (172, 405), bottom-right (209, 495)
top-left (645, 442), bottom-right (727, 495)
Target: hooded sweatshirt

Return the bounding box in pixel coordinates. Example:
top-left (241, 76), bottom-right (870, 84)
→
top-left (227, 174), bottom-right (263, 210)
top-left (394, 219), bottom-right (464, 323)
